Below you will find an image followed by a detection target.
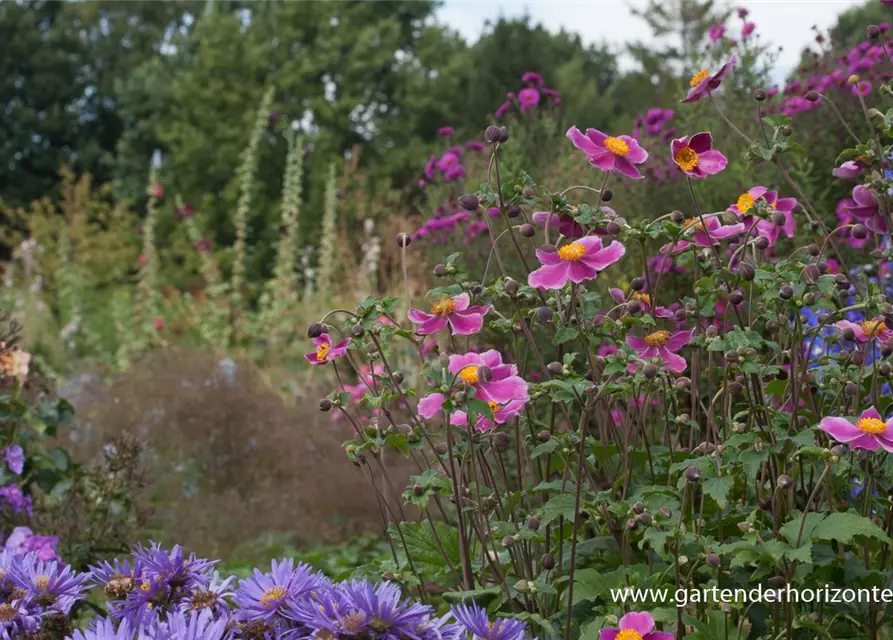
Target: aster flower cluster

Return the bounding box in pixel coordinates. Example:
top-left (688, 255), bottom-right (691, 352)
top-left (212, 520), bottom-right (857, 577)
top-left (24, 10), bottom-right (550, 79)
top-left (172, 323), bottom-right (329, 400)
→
top-left (494, 72), bottom-right (561, 120)
top-left (70, 543), bottom-right (529, 640)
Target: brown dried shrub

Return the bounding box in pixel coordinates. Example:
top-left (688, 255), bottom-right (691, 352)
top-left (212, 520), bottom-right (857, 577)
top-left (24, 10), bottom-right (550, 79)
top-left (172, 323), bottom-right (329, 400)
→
top-left (67, 349), bottom-right (407, 558)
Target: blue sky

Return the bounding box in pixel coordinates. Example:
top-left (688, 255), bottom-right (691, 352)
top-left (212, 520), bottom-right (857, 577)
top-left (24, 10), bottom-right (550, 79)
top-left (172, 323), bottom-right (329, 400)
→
top-left (436, 0), bottom-right (864, 75)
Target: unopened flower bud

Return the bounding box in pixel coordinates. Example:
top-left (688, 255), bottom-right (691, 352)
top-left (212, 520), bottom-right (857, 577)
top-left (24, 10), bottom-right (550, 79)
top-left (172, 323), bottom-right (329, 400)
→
top-left (396, 232), bottom-right (411, 248)
top-left (501, 536), bottom-right (515, 548)
top-left (779, 285), bottom-right (794, 300)
top-left (637, 513), bottom-right (653, 526)
top-left (671, 210), bottom-right (685, 224)
top-left (626, 518), bottom-right (638, 531)
top-left (493, 432), bottom-right (510, 452)
top-left (318, 398), bottom-right (333, 412)
top-left (527, 517), bottom-right (540, 530)
top-left (853, 223), bottom-right (868, 239)
top-left (773, 211), bottom-right (787, 226)
top-left (522, 186), bottom-right (535, 198)
top-left (520, 223), bottom-right (535, 238)
top-left (484, 125), bottom-right (503, 144)
top-left (412, 484), bottom-right (425, 497)
top-left (868, 24), bottom-right (882, 40)
top-left (503, 278), bottom-right (518, 296)
top-left (754, 236), bottom-right (770, 251)
top-left (351, 324), bottom-right (365, 337)
top-left (753, 88), bottom-right (767, 102)
top-left (737, 522), bottom-right (753, 533)
top-left (659, 507), bottom-right (672, 518)
top-left (740, 263), bottom-right (756, 281)
top-left (777, 474), bottom-right (793, 488)
top-left (643, 363), bottom-right (658, 379)
top-left (606, 221), bottom-right (622, 235)
top-left (685, 466), bottom-right (702, 482)
top-left (547, 361), bottom-right (563, 375)
top-left (507, 204), bottom-right (523, 218)
top-left (842, 327), bottom-right (857, 341)
top-left (542, 554), bottom-right (555, 570)
top-left (707, 553), bottom-right (721, 567)
top-left (391, 371), bottom-right (405, 385)
top-left (307, 322), bottom-right (325, 338)
top-left (601, 188), bottom-right (614, 202)
top-left (459, 194), bottom-right (480, 211)
top-left (536, 306), bottom-right (554, 323)
top-left (804, 90), bottom-right (819, 103)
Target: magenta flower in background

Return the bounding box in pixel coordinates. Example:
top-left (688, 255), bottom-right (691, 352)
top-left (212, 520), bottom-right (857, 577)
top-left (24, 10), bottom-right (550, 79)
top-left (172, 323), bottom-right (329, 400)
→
top-left (627, 328), bottom-right (695, 374)
top-left (661, 216), bottom-right (745, 254)
top-left (682, 56), bottom-right (737, 103)
top-left (819, 407), bottom-right (893, 452)
top-left (709, 23), bottom-right (725, 42)
top-left (837, 198), bottom-right (870, 248)
top-left (841, 184), bottom-right (887, 233)
top-left (450, 398), bottom-right (527, 432)
top-left (851, 80), bottom-right (873, 96)
top-left (834, 317), bottom-right (893, 343)
top-left (424, 155), bottom-right (437, 180)
top-left (436, 151), bottom-right (460, 172)
top-left (495, 100), bottom-right (512, 119)
top-left (528, 237), bottom-right (626, 290)
top-left (522, 71), bottom-right (544, 87)
top-left (0, 484), bottom-right (31, 515)
top-left (518, 88), bottom-right (541, 111)
top-left (408, 293), bottom-right (491, 336)
top-left (438, 126), bottom-right (454, 137)
top-left (5, 526), bottom-right (59, 561)
top-left (599, 611), bottom-right (674, 640)
top-left (670, 132), bottom-right (728, 178)
top-left (304, 333), bottom-right (350, 366)
top-left (466, 140), bottom-right (485, 151)
top-left (728, 186), bottom-right (797, 246)
top-left (532, 210), bottom-right (584, 238)
top-left (4, 445), bottom-right (23, 475)
top-left (566, 126), bottom-right (649, 179)
top-left (737, 7), bottom-right (749, 18)
top-left (832, 160), bottom-right (863, 179)
top-left (741, 22), bottom-right (755, 38)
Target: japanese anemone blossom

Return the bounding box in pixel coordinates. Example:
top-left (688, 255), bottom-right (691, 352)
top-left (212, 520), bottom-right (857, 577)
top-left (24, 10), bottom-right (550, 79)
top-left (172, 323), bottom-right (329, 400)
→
top-left (819, 406), bottom-right (893, 452)
top-left (836, 198), bottom-right (870, 249)
top-left (834, 317), bottom-right (893, 343)
top-left (841, 184), bottom-right (887, 233)
top-left (671, 133), bottom-right (728, 178)
top-left (626, 328), bottom-right (695, 373)
top-left (417, 351), bottom-right (529, 423)
top-left (566, 126), bottom-right (649, 180)
top-left (660, 216), bottom-right (744, 255)
top-left (728, 186), bottom-right (797, 246)
top-left (609, 288), bottom-right (674, 319)
top-left (832, 161), bottom-right (863, 179)
top-left (408, 293), bottom-right (491, 336)
top-left (528, 237), bottom-right (625, 290)
top-left (304, 333), bottom-right (350, 365)
top-left (599, 611), bottom-right (674, 640)
top-left (450, 398), bottom-right (527, 432)
top-left (532, 210), bottom-right (584, 238)
top-left (682, 56), bottom-right (737, 103)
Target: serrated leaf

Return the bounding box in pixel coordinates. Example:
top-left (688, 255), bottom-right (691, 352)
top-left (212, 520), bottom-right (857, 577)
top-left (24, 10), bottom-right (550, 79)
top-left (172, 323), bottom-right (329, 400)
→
top-left (703, 475), bottom-right (733, 509)
top-left (540, 494), bottom-right (578, 526)
top-left (810, 512), bottom-right (891, 544)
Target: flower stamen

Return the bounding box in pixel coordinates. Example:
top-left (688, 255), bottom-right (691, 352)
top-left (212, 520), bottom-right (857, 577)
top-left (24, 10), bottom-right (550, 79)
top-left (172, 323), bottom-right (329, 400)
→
top-left (260, 585), bottom-right (287, 608)
top-left (690, 69), bottom-right (709, 87)
top-left (315, 343), bottom-right (331, 362)
top-left (675, 146), bottom-right (699, 172)
top-left (458, 366), bottom-right (480, 385)
top-left (558, 242), bottom-right (587, 262)
top-left (736, 193), bottom-right (755, 214)
top-left (856, 417), bottom-right (887, 434)
top-left (645, 330), bottom-right (671, 347)
top-left (617, 631), bottom-right (644, 640)
top-left (604, 136), bottom-right (630, 157)
top-left (431, 299), bottom-right (457, 317)
top-left (861, 320), bottom-right (886, 337)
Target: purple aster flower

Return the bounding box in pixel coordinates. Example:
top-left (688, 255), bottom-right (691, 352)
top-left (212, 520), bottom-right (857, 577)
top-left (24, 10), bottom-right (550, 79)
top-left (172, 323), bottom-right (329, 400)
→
top-left (841, 184), bottom-right (887, 233)
top-left (438, 126), bottom-right (454, 137)
top-left (3, 446), bottom-right (23, 475)
top-left (9, 554), bottom-right (90, 614)
top-left (521, 71), bottom-right (544, 87)
top-left (305, 333), bottom-right (350, 366)
top-left (150, 610), bottom-right (229, 640)
top-left (528, 237), bottom-right (626, 290)
top-left (451, 602), bottom-right (526, 640)
top-left (599, 611), bottom-right (673, 640)
top-left (89, 557), bottom-right (142, 603)
top-left (566, 126), bottom-right (649, 180)
top-left (671, 132), bottom-right (727, 178)
top-left (682, 56), bottom-right (737, 103)
top-left (741, 21), bottom-right (755, 38)
top-left (69, 617), bottom-right (137, 640)
top-left (409, 293), bottom-right (491, 336)
top-left (851, 80), bottom-right (872, 96)
top-left (341, 580), bottom-right (432, 640)
top-left (495, 100), bottom-right (512, 119)
top-left (709, 23), bottom-right (725, 41)
top-left (465, 141), bottom-right (485, 151)
top-left (436, 152), bottom-right (460, 172)
top-left (178, 572), bottom-right (235, 618)
top-left (424, 156), bottom-right (437, 181)
top-left (234, 558), bottom-right (327, 624)
top-left (0, 598), bottom-right (40, 639)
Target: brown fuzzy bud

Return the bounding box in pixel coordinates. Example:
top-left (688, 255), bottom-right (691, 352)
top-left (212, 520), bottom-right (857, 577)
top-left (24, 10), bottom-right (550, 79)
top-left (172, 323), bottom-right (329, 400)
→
top-left (396, 232), bottom-right (411, 248)
top-left (458, 194), bottom-right (480, 211)
top-left (519, 223), bottom-right (535, 238)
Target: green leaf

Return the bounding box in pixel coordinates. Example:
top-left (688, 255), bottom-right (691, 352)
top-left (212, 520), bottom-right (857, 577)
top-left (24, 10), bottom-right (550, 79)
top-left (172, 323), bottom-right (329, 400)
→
top-left (539, 494), bottom-right (578, 527)
top-left (702, 475), bottom-right (733, 509)
top-left (553, 326), bottom-right (580, 345)
top-left (810, 512), bottom-right (891, 544)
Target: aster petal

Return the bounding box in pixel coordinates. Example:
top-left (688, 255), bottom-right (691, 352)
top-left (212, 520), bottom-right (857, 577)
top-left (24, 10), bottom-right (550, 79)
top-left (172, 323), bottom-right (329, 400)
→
top-left (312, 334), bottom-right (332, 348)
top-left (818, 417), bottom-right (864, 442)
top-left (609, 288), bottom-right (626, 303)
top-left (418, 393), bottom-right (447, 419)
top-left (305, 352), bottom-right (325, 365)
top-left (448, 352), bottom-right (484, 375)
top-left (619, 612), bottom-right (656, 637)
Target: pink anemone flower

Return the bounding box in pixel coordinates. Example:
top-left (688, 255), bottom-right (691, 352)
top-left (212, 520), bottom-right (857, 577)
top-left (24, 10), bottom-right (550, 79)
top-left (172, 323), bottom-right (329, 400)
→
top-left (566, 126), bottom-right (649, 180)
top-left (418, 351), bottom-right (529, 421)
top-left (834, 317), bottom-right (893, 343)
top-left (728, 186), bottom-right (797, 246)
top-left (832, 161), bottom-right (863, 179)
top-left (304, 333), bottom-right (350, 365)
top-left (660, 216), bottom-right (744, 255)
top-left (599, 611), bottom-right (673, 640)
top-left (841, 184), bottom-right (887, 233)
top-left (819, 406), bottom-right (893, 452)
top-left (682, 56), bottom-right (737, 103)
top-left (450, 398), bottom-right (527, 432)
top-left (626, 328), bottom-right (695, 373)
top-left (408, 293), bottom-right (491, 336)
top-left (528, 237), bottom-right (625, 290)
top-left (670, 133), bottom-right (727, 178)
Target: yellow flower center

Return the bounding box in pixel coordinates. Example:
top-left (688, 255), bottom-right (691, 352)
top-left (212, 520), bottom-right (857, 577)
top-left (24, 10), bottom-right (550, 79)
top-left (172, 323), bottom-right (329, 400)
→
top-left (857, 417), bottom-right (887, 435)
top-left (431, 299), bottom-right (457, 317)
top-left (604, 136), bottom-right (630, 157)
top-left (861, 320), bottom-right (886, 337)
top-left (0, 605), bottom-right (16, 622)
top-left (260, 585), bottom-right (287, 608)
top-left (35, 576), bottom-right (50, 592)
top-left (140, 581), bottom-right (151, 593)
top-left (458, 366), bottom-right (480, 385)
top-left (557, 242), bottom-right (587, 262)
top-left (316, 342), bottom-right (331, 362)
top-left (488, 401), bottom-right (500, 414)
top-left (690, 69), bottom-right (710, 87)
top-left (617, 631), bottom-right (644, 640)
top-left (675, 146), bottom-right (699, 172)
top-left (631, 292), bottom-right (651, 305)
top-left (737, 193), bottom-right (755, 214)
top-left (645, 330), bottom-right (671, 347)
top-left (342, 611), bottom-right (367, 633)
top-left (683, 217), bottom-right (704, 232)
